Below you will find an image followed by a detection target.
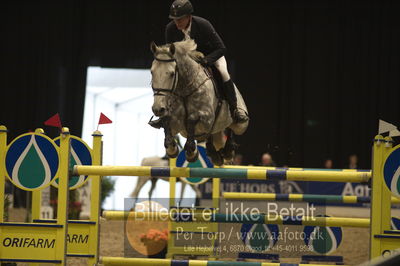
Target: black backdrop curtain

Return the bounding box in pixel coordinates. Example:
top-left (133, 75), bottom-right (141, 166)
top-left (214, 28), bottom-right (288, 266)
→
top-left (1, 0), bottom-right (399, 169)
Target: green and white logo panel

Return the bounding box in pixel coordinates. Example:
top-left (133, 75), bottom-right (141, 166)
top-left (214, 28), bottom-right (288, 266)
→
top-left (383, 145), bottom-right (400, 197)
top-left (176, 145), bottom-right (212, 185)
top-left (5, 133), bottom-right (59, 191)
top-left (240, 223), bottom-right (279, 252)
top-left (53, 136), bottom-right (92, 190)
top-left (303, 215), bottom-right (342, 255)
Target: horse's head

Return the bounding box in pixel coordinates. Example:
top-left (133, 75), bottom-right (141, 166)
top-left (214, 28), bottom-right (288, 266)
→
top-left (150, 42), bottom-right (177, 118)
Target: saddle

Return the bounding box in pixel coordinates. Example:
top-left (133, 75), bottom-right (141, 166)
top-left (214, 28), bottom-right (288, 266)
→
top-left (203, 65), bottom-right (224, 101)
top-left (189, 51), bottom-right (224, 100)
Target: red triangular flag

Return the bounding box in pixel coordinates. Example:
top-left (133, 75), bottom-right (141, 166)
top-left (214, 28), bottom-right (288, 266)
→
top-left (98, 112), bottom-right (112, 125)
top-left (44, 113), bottom-right (62, 129)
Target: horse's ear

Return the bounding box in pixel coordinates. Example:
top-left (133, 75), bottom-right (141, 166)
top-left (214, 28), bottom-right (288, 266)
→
top-left (150, 41), bottom-right (158, 54)
top-left (169, 43), bottom-right (175, 55)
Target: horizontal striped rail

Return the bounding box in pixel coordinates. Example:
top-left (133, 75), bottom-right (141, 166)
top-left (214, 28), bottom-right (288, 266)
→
top-left (224, 165), bottom-right (371, 172)
top-left (73, 166), bottom-right (370, 183)
top-left (100, 257), bottom-right (350, 266)
top-left (102, 211), bottom-right (370, 228)
top-left (223, 192), bottom-right (400, 204)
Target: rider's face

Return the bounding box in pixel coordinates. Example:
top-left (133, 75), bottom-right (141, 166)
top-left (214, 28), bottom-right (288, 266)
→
top-left (174, 15), bottom-right (191, 30)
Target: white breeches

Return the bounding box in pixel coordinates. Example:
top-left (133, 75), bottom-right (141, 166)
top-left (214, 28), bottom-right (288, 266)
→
top-left (213, 56), bottom-right (230, 82)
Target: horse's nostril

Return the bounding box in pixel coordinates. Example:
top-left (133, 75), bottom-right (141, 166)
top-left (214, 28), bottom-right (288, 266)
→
top-left (159, 108), bottom-right (165, 114)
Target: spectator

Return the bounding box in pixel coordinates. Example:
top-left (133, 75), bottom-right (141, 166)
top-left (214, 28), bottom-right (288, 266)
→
top-left (324, 158), bottom-right (333, 169)
top-left (348, 154), bottom-right (358, 169)
top-left (260, 152), bottom-right (276, 166)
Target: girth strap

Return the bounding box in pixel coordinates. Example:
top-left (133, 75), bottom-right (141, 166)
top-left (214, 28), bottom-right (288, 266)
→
top-left (192, 67), bottom-right (224, 139)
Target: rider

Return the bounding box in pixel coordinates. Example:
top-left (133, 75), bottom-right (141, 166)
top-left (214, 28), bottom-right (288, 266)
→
top-left (165, 0), bottom-right (249, 123)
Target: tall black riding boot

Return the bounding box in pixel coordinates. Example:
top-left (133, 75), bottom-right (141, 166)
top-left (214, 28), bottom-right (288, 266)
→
top-left (222, 79), bottom-right (249, 123)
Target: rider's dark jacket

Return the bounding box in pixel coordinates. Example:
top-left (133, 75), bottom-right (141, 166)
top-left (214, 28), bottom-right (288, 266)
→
top-left (165, 16), bottom-right (226, 65)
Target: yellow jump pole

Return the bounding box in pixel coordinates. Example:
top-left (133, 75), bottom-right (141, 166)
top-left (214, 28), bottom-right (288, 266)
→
top-left (31, 128), bottom-right (45, 222)
top-left (99, 256), bottom-right (351, 266)
top-left (370, 136), bottom-right (396, 259)
top-left (169, 158), bottom-right (177, 208)
top-left (87, 130), bottom-right (103, 265)
top-left (102, 211), bottom-right (370, 228)
top-left (210, 169), bottom-right (220, 259)
top-left (73, 166), bottom-right (370, 183)
top-left (0, 125), bottom-right (7, 223)
top-left (56, 127), bottom-right (71, 265)
top-left (223, 192), bottom-right (400, 204)
top-left (30, 129), bottom-right (46, 266)
top-left (224, 165), bottom-right (370, 173)
top-left (166, 157), bottom-right (176, 259)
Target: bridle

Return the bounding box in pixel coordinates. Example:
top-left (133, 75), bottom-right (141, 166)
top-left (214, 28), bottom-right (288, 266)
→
top-left (151, 57), bottom-right (179, 97)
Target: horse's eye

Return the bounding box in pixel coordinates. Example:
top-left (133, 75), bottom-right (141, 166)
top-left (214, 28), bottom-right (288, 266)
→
top-left (170, 72), bottom-right (174, 77)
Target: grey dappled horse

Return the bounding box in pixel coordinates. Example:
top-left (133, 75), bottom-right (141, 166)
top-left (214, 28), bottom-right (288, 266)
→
top-left (130, 156), bottom-right (202, 204)
top-left (150, 39), bottom-right (248, 165)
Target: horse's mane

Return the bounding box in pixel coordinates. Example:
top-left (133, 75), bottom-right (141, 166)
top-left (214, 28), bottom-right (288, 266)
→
top-left (174, 39), bottom-right (197, 54)
top-left (176, 39), bottom-right (206, 64)
top-left (158, 39), bottom-right (204, 62)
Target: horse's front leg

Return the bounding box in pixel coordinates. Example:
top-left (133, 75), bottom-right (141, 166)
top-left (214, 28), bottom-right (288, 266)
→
top-left (184, 119), bottom-right (199, 162)
top-left (163, 117), bottom-right (179, 158)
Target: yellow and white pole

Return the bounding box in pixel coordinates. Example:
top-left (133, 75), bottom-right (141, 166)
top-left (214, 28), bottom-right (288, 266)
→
top-left (370, 136), bottom-right (395, 259)
top-left (56, 127), bottom-right (71, 264)
top-left (87, 130), bottom-right (103, 265)
top-left (0, 125), bottom-right (7, 223)
top-left (31, 128), bottom-right (46, 222)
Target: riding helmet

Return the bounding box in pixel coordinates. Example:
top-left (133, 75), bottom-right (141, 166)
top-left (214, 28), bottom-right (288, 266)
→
top-left (169, 0), bottom-right (194, 19)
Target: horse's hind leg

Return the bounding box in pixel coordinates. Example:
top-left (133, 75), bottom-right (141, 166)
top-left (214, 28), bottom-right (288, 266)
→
top-left (191, 184), bottom-right (202, 206)
top-left (206, 136), bottom-right (223, 166)
top-left (178, 181), bottom-right (186, 206)
top-left (221, 128), bottom-right (237, 162)
top-left (148, 178), bottom-right (158, 211)
top-left (130, 176), bottom-right (149, 210)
